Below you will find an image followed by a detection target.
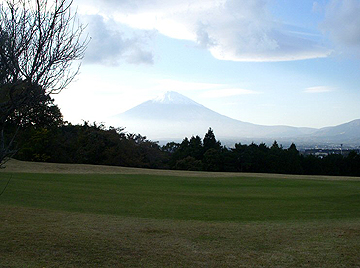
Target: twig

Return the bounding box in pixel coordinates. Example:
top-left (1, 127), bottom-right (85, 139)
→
top-left (0, 174), bottom-right (12, 196)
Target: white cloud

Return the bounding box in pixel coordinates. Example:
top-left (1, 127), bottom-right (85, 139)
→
top-left (81, 14), bottom-right (154, 65)
top-left (321, 0), bottom-right (360, 55)
top-left (76, 0), bottom-right (331, 62)
top-left (304, 86), bottom-right (334, 93)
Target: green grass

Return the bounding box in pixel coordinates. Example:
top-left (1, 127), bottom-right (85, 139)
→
top-left (2, 205), bottom-right (359, 268)
top-left (1, 172), bottom-right (360, 222)
top-left (1, 164), bottom-right (360, 267)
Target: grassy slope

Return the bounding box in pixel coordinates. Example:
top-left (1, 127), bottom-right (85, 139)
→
top-left (3, 158), bottom-right (360, 180)
top-left (1, 159), bottom-right (360, 267)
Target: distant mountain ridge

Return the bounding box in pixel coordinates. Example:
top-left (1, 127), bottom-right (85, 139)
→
top-left (110, 91), bottom-right (360, 146)
top-left (307, 119), bottom-right (360, 144)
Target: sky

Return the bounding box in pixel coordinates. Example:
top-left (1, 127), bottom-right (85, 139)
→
top-left (54, 0), bottom-right (360, 130)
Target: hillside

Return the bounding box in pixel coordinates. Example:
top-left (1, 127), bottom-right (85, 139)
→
top-left (310, 119), bottom-right (360, 143)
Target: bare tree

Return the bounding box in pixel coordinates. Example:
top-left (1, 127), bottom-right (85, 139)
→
top-left (0, 0), bottom-right (88, 166)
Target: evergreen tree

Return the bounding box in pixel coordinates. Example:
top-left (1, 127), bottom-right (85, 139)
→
top-left (189, 135), bottom-right (203, 160)
top-left (203, 127), bottom-right (221, 153)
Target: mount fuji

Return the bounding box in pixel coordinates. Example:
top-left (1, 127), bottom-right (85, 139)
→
top-left (109, 91), bottom-right (360, 146)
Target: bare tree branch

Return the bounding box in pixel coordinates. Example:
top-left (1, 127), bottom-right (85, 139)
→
top-left (0, 0), bottom-right (88, 166)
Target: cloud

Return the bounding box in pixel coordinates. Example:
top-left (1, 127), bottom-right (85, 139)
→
top-left (196, 22), bottom-right (216, 49)
top-left (76, 0), bottom-right (331, 62)
top-left (81, 14), bottom-right (154, 65)
top-left (304, 86), bottom-right (334, 93)
top-left (321, 0), bottom-right (360, 55)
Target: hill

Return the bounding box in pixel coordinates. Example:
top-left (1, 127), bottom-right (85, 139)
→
top-left (309, 119), bottom-right (360, 144)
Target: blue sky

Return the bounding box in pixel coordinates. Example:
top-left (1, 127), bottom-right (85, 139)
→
top-left (54, 0), bottom-right (360, 129)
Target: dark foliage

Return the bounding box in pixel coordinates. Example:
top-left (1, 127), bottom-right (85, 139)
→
top-left (12, 123), bottom-right (360, 176)
top-left (15, 122), bottom-right (168, 169)
top-left (164, 128), bottom-right (360, 176)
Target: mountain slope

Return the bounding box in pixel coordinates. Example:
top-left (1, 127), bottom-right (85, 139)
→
top-left (309, 119), bottom-right (360, 143)
top-left (109, 91), bottom-right (318, 141)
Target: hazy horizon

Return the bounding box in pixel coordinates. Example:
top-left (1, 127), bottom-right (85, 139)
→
top-left (54, 0), bottom-right (360, 129)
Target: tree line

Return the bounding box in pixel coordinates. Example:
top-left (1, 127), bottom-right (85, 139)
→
top-left (11, 118), bottom-right (360, 176)
top-left (14, 114), bottom-right (167, 169)
top-left (163, 128), bottom-right (360, 176)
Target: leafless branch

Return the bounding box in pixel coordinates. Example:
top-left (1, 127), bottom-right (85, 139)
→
top-left (0, 0), bottom-right (88, 166)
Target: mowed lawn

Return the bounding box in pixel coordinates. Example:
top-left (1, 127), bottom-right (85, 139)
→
top-left (1, 172), bottom-right (360, 222)
top-left (1, 161), bottom-right (360, 267)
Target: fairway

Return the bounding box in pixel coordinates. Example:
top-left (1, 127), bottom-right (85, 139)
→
top-left (1, 160), bottom-right (360, 267)
top-left (1, 172), bottom-right (360, 222)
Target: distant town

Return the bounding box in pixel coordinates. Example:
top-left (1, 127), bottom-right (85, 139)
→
top-left (300, 145), bottom-right (360, 158)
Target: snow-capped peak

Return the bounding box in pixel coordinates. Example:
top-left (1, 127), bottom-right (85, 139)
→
top-left (152, 91), bottom-right (202, 106)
